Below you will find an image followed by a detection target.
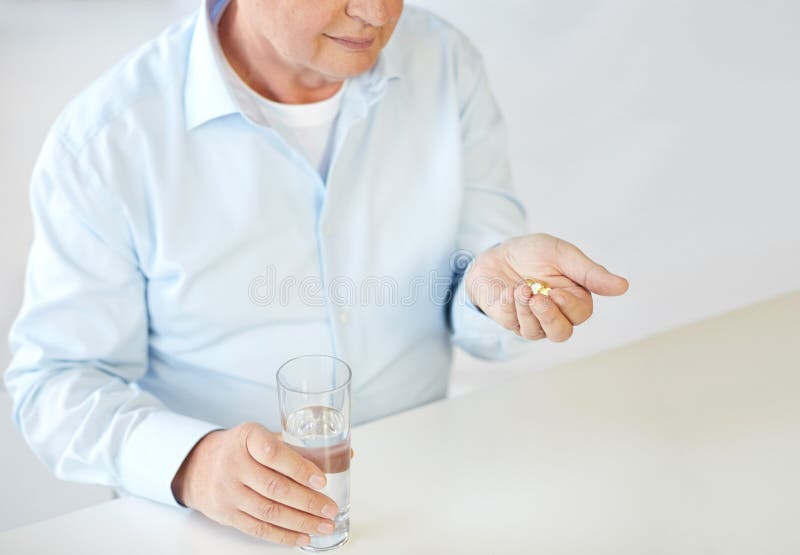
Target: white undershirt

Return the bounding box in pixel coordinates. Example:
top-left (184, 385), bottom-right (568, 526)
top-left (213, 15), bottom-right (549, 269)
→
top-left (209, 5), bottom-right (345, 181)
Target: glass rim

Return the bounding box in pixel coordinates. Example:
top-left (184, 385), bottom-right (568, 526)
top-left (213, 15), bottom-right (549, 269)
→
top-left (276, 354), bottom-right (352, 394)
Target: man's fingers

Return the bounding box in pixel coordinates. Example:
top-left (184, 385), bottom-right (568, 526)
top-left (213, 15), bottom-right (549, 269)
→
top-left (240, 458), bottom-right (339, 521)
top-left (530, 292), bottom-right (574, 342)
top-left (514, 284), bottom-right (546, 340)
top-left (229, 509), bottom-right (311, 547)
top-left (554, 238), bottom-right (629, 297)
top-left (244, 424), bottom-right (327, 491)
top-left (481, 293), bottom-right (521, 333)
top-left (550, 288), bottom-right (593, 326)
top-left (235, 483), bottom-right (336, 538)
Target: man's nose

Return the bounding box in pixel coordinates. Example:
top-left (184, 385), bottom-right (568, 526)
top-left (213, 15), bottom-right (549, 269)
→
top-left (346, 0), bottom-right (393, 28)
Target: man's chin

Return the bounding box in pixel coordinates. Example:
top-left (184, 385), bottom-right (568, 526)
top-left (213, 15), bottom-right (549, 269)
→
top-left (323, 55), bottom-right (381, 80)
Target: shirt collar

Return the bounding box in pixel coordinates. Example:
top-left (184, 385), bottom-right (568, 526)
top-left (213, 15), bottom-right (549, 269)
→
top-left (184, 0), bottom-right (403, 131)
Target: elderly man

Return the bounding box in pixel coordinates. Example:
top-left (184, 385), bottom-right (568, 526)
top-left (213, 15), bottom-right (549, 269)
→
top-left (5, 0), bottom-right (628, 548)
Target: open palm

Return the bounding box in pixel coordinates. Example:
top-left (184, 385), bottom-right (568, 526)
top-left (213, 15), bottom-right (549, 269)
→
top-left (463, 233), bottom-right (629, 341)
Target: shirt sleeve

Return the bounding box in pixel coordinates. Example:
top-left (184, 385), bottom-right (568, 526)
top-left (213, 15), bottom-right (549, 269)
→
top-left (447, 33), bottom-right (537, 361)
top-left (4, 129), bottom-right (222, 507)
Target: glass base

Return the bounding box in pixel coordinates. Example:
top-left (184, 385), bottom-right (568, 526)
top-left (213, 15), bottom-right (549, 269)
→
top-left (297, 532), bottom-right (349, 552)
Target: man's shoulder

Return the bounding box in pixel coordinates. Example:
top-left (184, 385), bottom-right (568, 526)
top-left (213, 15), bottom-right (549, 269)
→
top-left (52, 12), bottom-right (198, 157)
top-left (389, 4), bottom-right (486, 76)
top-left (395, 5), bottom-right (467, 39)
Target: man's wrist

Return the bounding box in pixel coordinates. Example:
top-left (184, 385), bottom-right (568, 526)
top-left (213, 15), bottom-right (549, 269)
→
top-left (171, 429), bottom-right (223, 508)
top-left (171, 453), bottom-right (193, 507)
top-left (462, 259), bottom-right (486, 315)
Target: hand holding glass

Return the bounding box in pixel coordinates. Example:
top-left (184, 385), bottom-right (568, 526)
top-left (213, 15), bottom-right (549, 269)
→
top-left (277, 354), bottom-right (352, 551)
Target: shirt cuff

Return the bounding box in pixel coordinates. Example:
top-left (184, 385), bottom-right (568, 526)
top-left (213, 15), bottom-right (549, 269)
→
top-left (117, 410), bottom-right (223, 507)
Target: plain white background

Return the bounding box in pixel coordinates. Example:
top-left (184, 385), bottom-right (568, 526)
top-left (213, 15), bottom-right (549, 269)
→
top-left (1, 0), bottom-right (798, 531)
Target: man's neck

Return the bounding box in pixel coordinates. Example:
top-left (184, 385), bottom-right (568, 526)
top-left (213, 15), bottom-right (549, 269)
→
top-left (217, 1), bottom-right (344, 104)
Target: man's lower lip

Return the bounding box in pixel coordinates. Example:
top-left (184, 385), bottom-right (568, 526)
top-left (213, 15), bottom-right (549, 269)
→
top-left (327, 36), bottom-right (374, 50)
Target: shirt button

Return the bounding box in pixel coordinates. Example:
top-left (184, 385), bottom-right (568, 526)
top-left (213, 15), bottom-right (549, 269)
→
top-left (339, 311), bottom-right (350, 325)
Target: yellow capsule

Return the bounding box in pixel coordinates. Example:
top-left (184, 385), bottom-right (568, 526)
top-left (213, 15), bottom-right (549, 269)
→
top-left (525, 278), bottom-right (552, 297)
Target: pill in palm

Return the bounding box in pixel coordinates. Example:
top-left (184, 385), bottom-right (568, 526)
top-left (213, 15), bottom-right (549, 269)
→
top-left (525, 279), bottom-right (552, 296)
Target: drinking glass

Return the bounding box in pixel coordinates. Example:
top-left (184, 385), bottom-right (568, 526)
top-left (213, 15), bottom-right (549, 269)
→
top-left (277, 354), bottom-right (352, 551)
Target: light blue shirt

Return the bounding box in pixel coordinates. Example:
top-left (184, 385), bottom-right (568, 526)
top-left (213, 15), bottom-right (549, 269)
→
top-left (5, 0), bottom-right (532, 507)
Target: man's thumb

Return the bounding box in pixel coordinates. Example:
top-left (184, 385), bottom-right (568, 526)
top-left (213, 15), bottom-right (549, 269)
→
top-left (558, 240), bottom-right (629, 296)
top-left (585, 264), bottom-right (629, 296)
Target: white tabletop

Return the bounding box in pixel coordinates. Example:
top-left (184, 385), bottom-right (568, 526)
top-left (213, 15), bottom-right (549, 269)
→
top-left (2, 291), bottom-right (799, 554)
